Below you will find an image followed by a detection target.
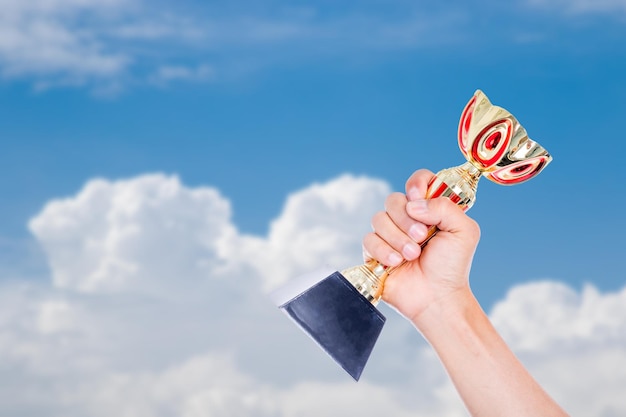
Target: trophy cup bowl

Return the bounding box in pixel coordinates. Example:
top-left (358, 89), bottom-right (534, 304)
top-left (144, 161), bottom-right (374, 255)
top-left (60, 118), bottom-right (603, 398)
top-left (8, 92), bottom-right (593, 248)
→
top-left (274, 90), bottom-right (553, 381)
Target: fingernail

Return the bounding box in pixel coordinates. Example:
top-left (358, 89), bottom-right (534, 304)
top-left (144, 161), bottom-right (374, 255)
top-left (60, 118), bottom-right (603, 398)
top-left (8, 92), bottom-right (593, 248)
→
top-left (407, 187), bottom-right (422, 201)
top-left (388, 252), bottom-right (403, 266)
top-left (408, 223), bottom-right (426, 241)
top-left (407, 199), bottom-right (428, 215)
top-left (402, 243), bottom-right (420, 259)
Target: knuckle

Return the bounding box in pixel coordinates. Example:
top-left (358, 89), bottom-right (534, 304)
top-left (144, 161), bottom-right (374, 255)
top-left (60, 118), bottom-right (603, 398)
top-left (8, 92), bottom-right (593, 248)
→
top-left (371, 211), bottom-right (388, 229)
top-left (384, 192), bottom-right (406, 211)
top-left (362, 232), bottom-right (377, 248)
top-left (435, 196), bottom-right (464, 218)
top-left (406, 169), bottom-right (435, 189)
top-left (362, 232), bottom-right (394, 262)
top-left (440, 196), bottom-right (461, 211)
top-left (467, 218), bottom-right (481, 241)
top-left (363, 233), bottom-right (386, 256)
top-left (415, 168), bottom-right (434, 178)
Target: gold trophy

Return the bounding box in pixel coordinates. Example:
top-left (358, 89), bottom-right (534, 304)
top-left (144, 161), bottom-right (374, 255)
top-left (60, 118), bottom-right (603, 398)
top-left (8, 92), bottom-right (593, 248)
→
top-left (276, 90), bottom-right (552, 380)
top-left (342, 89), bottom-right (552, 304)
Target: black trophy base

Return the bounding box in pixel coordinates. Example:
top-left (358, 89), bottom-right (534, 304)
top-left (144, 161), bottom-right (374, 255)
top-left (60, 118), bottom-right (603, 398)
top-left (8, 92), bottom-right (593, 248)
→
top-left (279, 271), bottom-right (386, 381)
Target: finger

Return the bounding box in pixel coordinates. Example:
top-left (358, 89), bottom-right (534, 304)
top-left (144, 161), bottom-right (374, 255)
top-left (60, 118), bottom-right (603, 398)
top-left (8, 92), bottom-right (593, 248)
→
top-left (384, 192), bottom-right (430, 243)
top-left (406, 197), bottom-right (481, 243)
top-left (405, 169), bottom-right (436, 201)
top-left (362, 232), bottom-right (404, 267)
top-left (371, 210), bottom-right (422, 261)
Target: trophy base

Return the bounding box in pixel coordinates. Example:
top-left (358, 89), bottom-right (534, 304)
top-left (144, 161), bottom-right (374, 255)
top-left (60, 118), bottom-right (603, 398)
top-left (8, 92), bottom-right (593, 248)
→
top-left (278, 271), bottom-right (386, 381)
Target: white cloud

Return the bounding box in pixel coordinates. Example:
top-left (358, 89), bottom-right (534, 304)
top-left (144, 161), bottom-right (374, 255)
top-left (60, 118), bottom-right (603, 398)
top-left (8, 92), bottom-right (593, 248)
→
top-left (0, 0), bottom-right (623, 92)
top-left (29, 174), bottom-right (238, 295)
top-left (28, 173), bottom-right (386, 295)
top-left (0, 0), bottom-right (212, 91)
top-left (1, 173), bottom-right (625, 416)
top-left (5, 172), bottom-right (456, 416)
top-left (37, 299), bottom-right (76, 334)
top-left (0, 0), bottom-right (131, 83)
top-left (0, 1), bottom-right (469, 92)
top-left (491, 281), bottom-right (626, 351)
top-left (242, 174), bottom-right (391, 291)
top-left (491, 281), bottom-right (626, 416)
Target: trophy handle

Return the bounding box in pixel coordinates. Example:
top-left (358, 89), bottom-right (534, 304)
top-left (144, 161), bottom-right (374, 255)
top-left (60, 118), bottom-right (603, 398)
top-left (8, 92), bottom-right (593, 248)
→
top-left (342, 162), bottom-right (482, 305)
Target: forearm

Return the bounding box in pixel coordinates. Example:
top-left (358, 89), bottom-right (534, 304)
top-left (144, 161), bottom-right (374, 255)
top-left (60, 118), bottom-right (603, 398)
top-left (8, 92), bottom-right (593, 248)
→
top-left (413, 288), bottom-right (569, 417)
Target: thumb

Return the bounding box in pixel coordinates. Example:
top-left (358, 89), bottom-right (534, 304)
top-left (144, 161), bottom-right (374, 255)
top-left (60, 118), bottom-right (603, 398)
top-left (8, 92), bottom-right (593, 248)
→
top-left (406, 197), bottom-right (481, 243)
top-left (405, 169), bottom-right (435, 201)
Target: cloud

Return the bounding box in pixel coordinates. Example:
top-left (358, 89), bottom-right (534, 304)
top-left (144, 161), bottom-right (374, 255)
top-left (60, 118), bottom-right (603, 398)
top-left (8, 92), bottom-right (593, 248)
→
top-left (0, 1), bottom-right (468, 93)
top-left (491, 282), bottom-right (626, 416)
top-left (491, 281), bottom-right (626, 352)
top-left (0, 0), bottom-right (131, 84)
top-left (0, 0), bottom-right (210, 92)
top-left (1, 173), bottom-right (625, 415)
top-left (241, 174), bottom-right (392, 291)
top-left (28, 173), bottom-right (388, 295)
top-left (29, 174), bottom-right (237, 295)
top-left (0, 0), bottom-right (623, 93)
top-left (7, 172), bottom-right (458, 416)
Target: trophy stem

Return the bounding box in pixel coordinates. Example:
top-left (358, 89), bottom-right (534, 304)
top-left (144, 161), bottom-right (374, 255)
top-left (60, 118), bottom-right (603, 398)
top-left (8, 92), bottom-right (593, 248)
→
top-left (342, 161), bottom-right (483, 306)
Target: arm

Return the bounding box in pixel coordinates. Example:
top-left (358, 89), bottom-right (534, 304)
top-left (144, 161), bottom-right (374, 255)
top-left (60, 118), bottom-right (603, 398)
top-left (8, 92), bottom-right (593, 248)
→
top-left (363, 169), bottom-right (568, 417)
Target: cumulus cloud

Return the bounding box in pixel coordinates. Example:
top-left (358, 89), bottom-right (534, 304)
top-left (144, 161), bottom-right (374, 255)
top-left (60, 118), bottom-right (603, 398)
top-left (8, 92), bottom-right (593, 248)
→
top-left (29, 174), bottom-right (238, 294)
top-left (242, 174), bottom-right (391, 291)
top-left (5, 172), bottom-right (457, 416)
top-left (1, 173), bottom-right (625, 416)
top-left (29, 173), bottom-right (388, 295)
top-left (491, 281), bottom-right (626, 416)
top-left (491, 281), bottom-right (626, 352)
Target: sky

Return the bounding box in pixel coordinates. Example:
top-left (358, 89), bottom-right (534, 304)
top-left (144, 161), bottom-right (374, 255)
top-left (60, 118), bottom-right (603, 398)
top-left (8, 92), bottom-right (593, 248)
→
top-left (0, 0), bottom-right (625, 415)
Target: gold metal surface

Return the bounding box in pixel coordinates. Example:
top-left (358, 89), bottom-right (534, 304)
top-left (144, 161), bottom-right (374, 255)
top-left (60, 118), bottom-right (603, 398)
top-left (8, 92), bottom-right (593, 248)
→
top-left (342, 90), bottom-right (552, 306)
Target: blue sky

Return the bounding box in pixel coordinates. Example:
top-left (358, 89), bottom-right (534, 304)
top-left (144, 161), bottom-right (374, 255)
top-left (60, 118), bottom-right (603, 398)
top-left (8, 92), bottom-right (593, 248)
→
top-left (2, 0), bottom-right (625, 305)
top-left (0, 1), bottom-right (625, 415)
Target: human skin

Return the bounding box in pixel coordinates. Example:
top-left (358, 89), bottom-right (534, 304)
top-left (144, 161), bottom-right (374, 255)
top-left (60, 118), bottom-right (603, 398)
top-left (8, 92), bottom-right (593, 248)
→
top-left (362, 169), bottom-right (569, 417)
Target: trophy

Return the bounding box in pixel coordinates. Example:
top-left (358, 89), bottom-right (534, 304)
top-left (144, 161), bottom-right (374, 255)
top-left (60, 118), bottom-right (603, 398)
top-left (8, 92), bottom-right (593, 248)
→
top-left (273, 90), bottom-right (552, 381)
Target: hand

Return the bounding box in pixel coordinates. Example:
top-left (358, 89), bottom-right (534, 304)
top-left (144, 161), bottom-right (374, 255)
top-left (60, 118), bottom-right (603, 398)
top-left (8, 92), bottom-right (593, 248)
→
top-left (362, 169), bottom-right (481, 324)
top-left (364, 169), bottom-right (569, 417)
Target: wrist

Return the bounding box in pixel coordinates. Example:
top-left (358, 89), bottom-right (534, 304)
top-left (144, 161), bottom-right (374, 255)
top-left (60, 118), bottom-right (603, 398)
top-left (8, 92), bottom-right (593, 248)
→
top-left (410, 286), bottom-right (481, 338)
